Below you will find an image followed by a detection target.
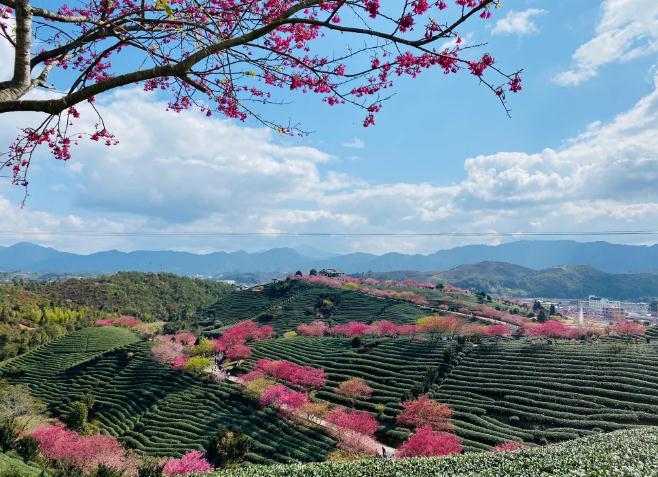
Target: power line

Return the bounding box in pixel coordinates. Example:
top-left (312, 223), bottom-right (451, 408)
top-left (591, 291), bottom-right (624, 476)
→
top-left (0, 230), bottom-right (658, 238)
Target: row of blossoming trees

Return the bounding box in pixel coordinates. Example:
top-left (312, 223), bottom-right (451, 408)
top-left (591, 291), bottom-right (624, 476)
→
top-left (150, 315), bottom-right (646, 379)
top-left (294, 317), bottom-right (645, 341)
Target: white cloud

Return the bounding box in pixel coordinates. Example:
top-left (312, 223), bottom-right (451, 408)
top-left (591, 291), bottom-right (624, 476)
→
top-left (555, 0), bottom-right (658, 86)
top-left (342, 137), bottom-right (365, 149)
top-left (491, 9), bottom-right (547, 36)
top-left (1, 70), bottom-right (658, 254)
top-left (53, 89), bottom-right (343, 223)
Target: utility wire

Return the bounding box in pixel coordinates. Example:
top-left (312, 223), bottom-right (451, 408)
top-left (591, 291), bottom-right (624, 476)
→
top-left (0, 230), bottom-right (658, 238)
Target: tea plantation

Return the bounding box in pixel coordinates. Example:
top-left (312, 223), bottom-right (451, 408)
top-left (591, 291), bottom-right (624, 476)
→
top-left (249, 335), bottom-right (458, 442)
top-left (432, 339), bottom-right (658, 451)
top-left (0, 328), bottom-right (335, 464)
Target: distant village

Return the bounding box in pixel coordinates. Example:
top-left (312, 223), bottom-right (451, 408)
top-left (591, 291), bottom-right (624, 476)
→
top-left (523, 296), bottom-right (658, 324)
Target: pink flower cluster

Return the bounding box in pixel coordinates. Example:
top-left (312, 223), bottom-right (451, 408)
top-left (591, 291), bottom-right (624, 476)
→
top-left (332, 320), bottom-right (420, 337)
top-left (160, 451), bottom-right (213, 476)
top-left (248, 359), bottom-right (327, 389)
top-left (397, 425), bottom-right (462, 457)
top-left (95, 315), bottom-right (142, 328)
top-left (31, 425), bottom-right (136, 474)
top-left (258, 384), bottom-right (310, 415)
top-left (484, 324), bottom-right (513, 337)
top-left (610, 320), bottom-right (645, 336)
top-left (327, 409), bottom-right (379, 437)
top-left (297, 320), bottom-right (330, 336)
top-left (151, 333), bottom-right (197, 370)
top-left (212, 321), bottom-right (273, 361)
top-left (291, 274), bottom-right (433, 307)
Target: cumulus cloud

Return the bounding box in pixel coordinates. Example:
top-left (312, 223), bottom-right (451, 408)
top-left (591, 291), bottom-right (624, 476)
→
top-left (58, 89), bottom-right (344, 223)
top-left (555, 0), bottom-right (658, 86)
top-left (491, 9), bottom-right (547, 36)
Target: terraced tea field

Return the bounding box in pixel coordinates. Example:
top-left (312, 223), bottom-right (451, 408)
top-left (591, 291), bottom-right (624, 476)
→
top-left (249, 335), bottom-right (457, 441)
top-left (201, 282), bottom-right (428, 335)
top-left (0, 328), bottom-right (335, 464)
top-left (432, 340), bottom-right (658, 451)
top-left (5, 295), bottom-right (658, 467)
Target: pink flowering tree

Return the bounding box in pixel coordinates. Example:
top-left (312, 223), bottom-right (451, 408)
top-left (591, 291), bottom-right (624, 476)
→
top-left (526, 320), bottom-right (571, 339)
top-left (330, 322), bottom-right (372, 337)
top-left (0, 1), bottom-right (521, 190)
top-left (226, 343), bottom-right (252, 361)
top-left (95, 315), bottom-right (142, 328)
top-left (368, 320), bottom-right (402, 337)
top-left (611, 320), bottom-right (645, 337)
top-left (258, 384), bottom-right (310, 416)
top-left (151, 336), bottom-right (186, 367)
top-left (326, 408), bottom-right (379, 455)
top-left (253, 359), bottom-right (327, 389)
top-left (213, 321), bottom-right (273, 362)
top-left (397, 395), bottom-right (454, 431)
top-left (397, 425), bottom-right (462, 457)
top-left (297, 320), bottom-right (329, 337)
top-left (31, 425), bottom-right (136, 474)
top-left (160, 450), bottom-right (213, 476)
top-left (484, 323), bottom-right (512, 337)
top-left (336, 377), bottom-right (373, 404)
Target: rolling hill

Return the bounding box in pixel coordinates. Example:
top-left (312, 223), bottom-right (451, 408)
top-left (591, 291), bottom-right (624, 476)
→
top-left (435, 262), bottom-right (658, 300)
top-left (4, 278), bottom-right (658, 470)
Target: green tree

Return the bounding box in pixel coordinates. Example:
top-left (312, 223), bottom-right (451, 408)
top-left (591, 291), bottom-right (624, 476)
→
top-left (0, 419), bottom-right (18, 452)
top-left (206, 426), bottom-right (251, 469)
top-left (309, 269), bottom-right (318, 276)
top-left (137, 459), bottom-right (164, 477)
top-left (549, 304), bottom-right (557, 316)
top-left (182, 356), bottom-right (213, 374)
top-left (15, 435), bottom-right (39, 462)
top-left (537, 309), bottom-right (548, 323)
top-left (65, 401), bottom-right (90, 433)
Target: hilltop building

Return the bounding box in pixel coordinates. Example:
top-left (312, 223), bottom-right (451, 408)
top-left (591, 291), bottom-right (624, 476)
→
top-left (319, 268), bottom-right (345, 278)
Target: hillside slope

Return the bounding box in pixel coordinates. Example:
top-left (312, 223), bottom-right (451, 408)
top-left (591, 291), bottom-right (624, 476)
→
top-left (435, 262), bottom-right (658, 299)
top-left (0, 327), bottom-right (335, 464)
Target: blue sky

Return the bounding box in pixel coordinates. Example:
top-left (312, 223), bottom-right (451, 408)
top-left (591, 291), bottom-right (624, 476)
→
top-left (1, 0), bottom-right (658, 255)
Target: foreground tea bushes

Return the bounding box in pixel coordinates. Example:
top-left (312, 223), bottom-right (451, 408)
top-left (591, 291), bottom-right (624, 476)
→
top-left (215, 427), bottom-right (658, 477)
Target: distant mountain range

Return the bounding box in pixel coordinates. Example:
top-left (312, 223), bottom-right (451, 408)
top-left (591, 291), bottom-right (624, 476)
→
top-left (2, 240), bottom-right (658, 277)
top-left (433, 262), bottom-right (658, 301)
